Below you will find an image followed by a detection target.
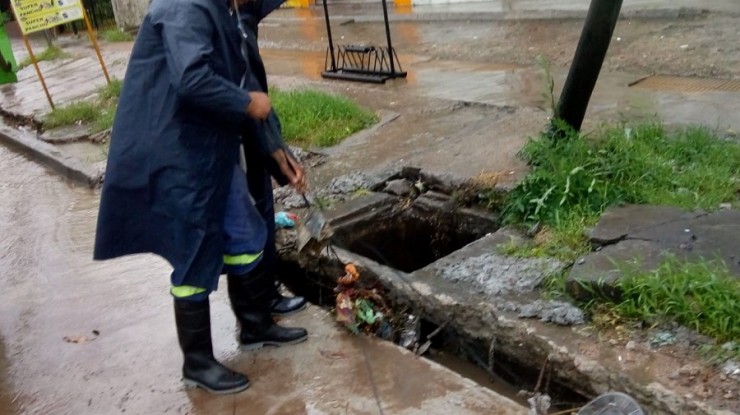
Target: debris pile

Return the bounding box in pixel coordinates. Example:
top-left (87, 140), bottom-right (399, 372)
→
top-left (333, 264), bottom-right (391, 335)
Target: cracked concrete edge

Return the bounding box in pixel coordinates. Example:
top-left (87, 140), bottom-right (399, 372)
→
top-left (322, 109), bottom-right (401, 156)
top-left (388, 276), bottom-right (734, 415)
top-left (280, 245), bottom-right (733, 415)
top-left (0, 124), bottom-right (103, 188)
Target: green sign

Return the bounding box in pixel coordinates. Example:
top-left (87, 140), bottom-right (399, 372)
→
top-left (0, 26), bottom-right (18, 84)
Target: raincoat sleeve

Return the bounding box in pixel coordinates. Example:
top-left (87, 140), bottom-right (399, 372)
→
top-left (258, 0), bottom-right (286, 21)
top-left (158, 2), bottom-right (251, 123)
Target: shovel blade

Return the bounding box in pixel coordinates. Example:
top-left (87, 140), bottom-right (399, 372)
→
top-left (296, 208), bottom-right (333, 254)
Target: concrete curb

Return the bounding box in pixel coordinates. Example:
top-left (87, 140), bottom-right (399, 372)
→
top-left (0, 109), bottom-right (399, 190)
top-left (0, 124), bottom-right (103, 188)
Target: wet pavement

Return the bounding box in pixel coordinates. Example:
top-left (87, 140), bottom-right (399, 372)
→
top-left (1, 3), bottom-right (739, 414)
top-left (270, 0), bottom-right (740, 21)
top-left (0, 145), bottom-right (528, 414)
top-left (2, 37), bottom-right (129, 118)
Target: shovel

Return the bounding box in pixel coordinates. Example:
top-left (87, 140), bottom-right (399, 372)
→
top-left (295, 193), bottom-right (334, 254)
top-left (268, 122), bottom-right (333, 253)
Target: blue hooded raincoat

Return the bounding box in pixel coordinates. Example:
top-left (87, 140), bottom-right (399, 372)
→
top-left (94, 0), bottom-right (258, 291)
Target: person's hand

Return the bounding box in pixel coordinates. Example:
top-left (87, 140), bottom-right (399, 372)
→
top-left (271, 149), bottom-right (307, 193)
top-left (246, 92), bottom-right (271, 120)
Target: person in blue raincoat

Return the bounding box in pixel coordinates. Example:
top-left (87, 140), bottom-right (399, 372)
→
top-left (94, 0), bottom-right (309, 395)
top-left (236, 0), bottom-right (309, 317)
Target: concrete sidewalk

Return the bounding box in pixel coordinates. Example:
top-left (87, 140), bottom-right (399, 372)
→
top-left (0, 144), bottom-right (527, 415)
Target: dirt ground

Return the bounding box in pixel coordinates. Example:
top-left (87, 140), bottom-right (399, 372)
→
top-left (261, 12), bottom-right (740, 80)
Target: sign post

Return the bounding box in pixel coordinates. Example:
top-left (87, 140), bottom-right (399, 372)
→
top-left (9, 0), bottom-right (111, 109)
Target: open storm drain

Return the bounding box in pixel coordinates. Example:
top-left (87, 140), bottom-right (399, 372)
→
top-left (331, 204), bottom-right (494, 273)
top-left (629, 75), bottom-right (740, 93)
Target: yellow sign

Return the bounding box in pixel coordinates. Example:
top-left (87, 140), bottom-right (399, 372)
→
top-left (11, 0), bottom-right (84, 35)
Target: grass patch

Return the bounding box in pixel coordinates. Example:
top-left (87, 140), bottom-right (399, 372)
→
top-left (498, 123), bottom-right (740, 345)
top-left (100, 29), bottom-right (134, 42)
top-left (593, 257), bottom-right (740, 344)
top-left (98, 78), bottom-right (124, 103)
top-left (500, 123), bottom-right (740, 261)
top-left (45, 101), bottom-right (100, 129)
top-left (19, 46), bottom-right (72, 69)
top-left (272, 89), bottom-right (377, 147)
top-left (44, 79), bottom-right (123, 132)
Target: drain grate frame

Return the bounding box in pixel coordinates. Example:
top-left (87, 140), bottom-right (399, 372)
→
top-left (629, 75), bottom-right (740, 93)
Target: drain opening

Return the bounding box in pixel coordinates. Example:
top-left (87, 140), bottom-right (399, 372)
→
top-left (629, 75), bottom-right (740, 93)
top-left (331, 206), bottom-right (496, 273)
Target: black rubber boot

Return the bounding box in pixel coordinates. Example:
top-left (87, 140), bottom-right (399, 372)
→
top-left (174, 298), bottom-right (250, 394)
top-left (270, 281), bottom-right (308, 317)
top-left (228, 264), bottom-right (308, 351)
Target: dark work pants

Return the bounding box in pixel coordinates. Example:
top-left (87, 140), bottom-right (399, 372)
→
top-left (245, 151), bottom-right (279, 293)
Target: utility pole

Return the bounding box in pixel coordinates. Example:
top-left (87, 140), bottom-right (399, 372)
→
top-left (554, 0), bottom-right (623, 134)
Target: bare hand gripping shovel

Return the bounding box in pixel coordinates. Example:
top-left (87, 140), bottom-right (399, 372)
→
top-left (258, 115), bottom-right (333, 254)
top-left (295, 193), bottom-right (333, 255)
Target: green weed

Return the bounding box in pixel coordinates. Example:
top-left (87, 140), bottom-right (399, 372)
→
top-left (19, 46), bottom-right (72, 69)
top-left (43, 79), bottom-right (123, 132)
top-left (100, 29), bottom-right (134, 42)
top-left (500, 123), bottom-right (739, 261)
top-left (272, 89), bottom-right (377, 148)
top-left (44, 101), bottom-right (100, 129)
top-left (699, 342), bottom-right (740, 363)
top-left (537, 55), bottom-right (556, 115)
top-left (609, 257), bottom-right (740, 343)
top-left (97, 78), bottom-right (123, 102)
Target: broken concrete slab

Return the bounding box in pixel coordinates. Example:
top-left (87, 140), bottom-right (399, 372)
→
top-left (38, 124), bottom-right (91, 144)
top-left (568, 239), bottom-right (664, 301)
top-left (324, 192), bottom-right (397, 228)
top-left (587, 204), bottom-right (702, 246)
top-left (570, 205), bottom-right (740, 301)
top-left (629, 209), bottom-right (740, 273)
top-left (384, 178), bottom-right (418, 197)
